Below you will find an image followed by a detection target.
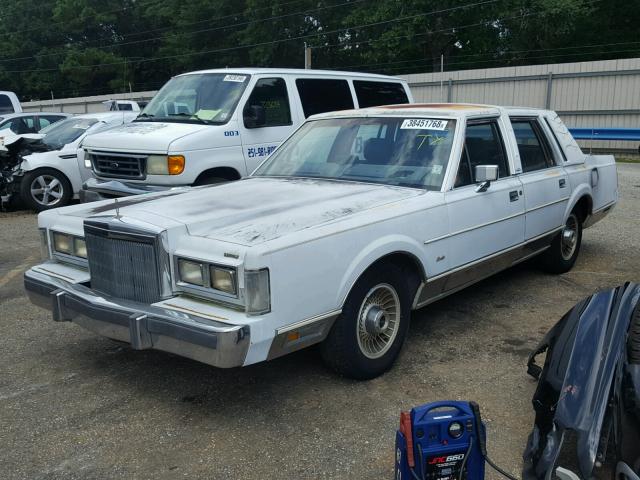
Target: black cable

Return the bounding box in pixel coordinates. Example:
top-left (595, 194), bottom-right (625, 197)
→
top-left (458, 435), bottom-right (474, 480)
top-left (484, 455), bottom-right (520, 480)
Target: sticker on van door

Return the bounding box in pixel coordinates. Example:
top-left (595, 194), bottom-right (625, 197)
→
top-left (246, 145), bottom-right (277, 158)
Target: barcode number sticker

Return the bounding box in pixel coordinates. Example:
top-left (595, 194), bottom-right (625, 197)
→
top-left (223, 74), bottom-right (247, 82)
top-left (401, 119), bottom-right (448, 130)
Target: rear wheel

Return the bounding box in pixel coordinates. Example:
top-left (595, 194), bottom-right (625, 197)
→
top-left (320, 262), bottom-right (412, 379)
top-left (20, 168), bottom-right (72, 212)
top-left (541, 212), bottom-right (582, 274)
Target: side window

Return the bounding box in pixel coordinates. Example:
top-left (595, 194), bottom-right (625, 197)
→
top-left (510, 119), bottom-right (556, 172)
top-left (353, 81), bottom-right (409, 108)
top-left (0, 94), bottom-right (14, 114)
top-left (295, 78), bottom-right (354, 118)
top-left (455, 121), bottom-right (508, 188)
top-left (243, 77), bottom-right (292, 128)
top-left (9, 118), bottom-right (34, 134)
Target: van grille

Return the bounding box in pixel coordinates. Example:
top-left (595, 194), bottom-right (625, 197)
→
top-left (84, 223), bottom-right (162, 304)
top-left (89, 151), bottom-right (146, 179)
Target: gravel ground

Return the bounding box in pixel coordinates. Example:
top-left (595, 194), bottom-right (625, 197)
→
top-left (1, 163), bottom-right (638, 480)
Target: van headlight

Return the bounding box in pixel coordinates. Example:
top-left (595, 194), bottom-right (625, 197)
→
top-left (147, 155), bottom-right (185, 175)
top-left (245, 269), bottom-right (270, 315)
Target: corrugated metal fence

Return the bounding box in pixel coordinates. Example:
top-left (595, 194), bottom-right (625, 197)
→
top-left (400, 57), bottom-right (640, 153)
top-left (21, 57), bottom-right (640, 153)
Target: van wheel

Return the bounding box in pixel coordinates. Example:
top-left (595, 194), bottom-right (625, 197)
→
top-left (320, 262), bottom-right (411, 380)
top-left (193, 176), bottom-right (227, 186)
top-left (20, 168), bottom-right (72, 212)
top-left (541, 212), bottom-right (582, 274)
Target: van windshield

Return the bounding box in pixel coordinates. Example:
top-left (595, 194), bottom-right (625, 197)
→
top-left (254, 117), bottom-right (456, 190)
top-left (137, 73), bottom-right (250, 125)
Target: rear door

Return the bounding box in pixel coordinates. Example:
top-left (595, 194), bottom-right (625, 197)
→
top-left (510, 116), bottom-right (569, 241)
top-left (239, 76), bottom-right (296, 173)
top-left (443, 117), bottom-right (525, 289)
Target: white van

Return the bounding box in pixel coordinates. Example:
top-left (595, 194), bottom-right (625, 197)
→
top-left (80, 68), bottom-right (413, 201)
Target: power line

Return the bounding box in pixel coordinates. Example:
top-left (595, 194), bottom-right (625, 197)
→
top-left (0, 0), bottom-right (370, 63)
top-left (0, 0), bottom-right (502, 73)
top-left (340, 40), bottom-right (640, 70)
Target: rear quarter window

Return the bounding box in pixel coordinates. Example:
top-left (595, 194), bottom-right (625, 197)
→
top-left (295, 78), bottom-right (354, 118)
top-left (0, 95), bottom-right (15, 114)
top-left (353, 81), bottom-right (409, 108)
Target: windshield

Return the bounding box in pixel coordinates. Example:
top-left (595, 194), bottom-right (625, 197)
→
top-left (138, 73), bottom-right (250, 125)
top-left (254, 117), bottom-right (457, 190)
top-left (41, 117), bottom-right (99, 149)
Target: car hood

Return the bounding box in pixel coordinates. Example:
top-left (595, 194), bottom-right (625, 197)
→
top-left (81, 121), bottom-right (209, 153)
top-left (74, 177), bottom-right (424, 246)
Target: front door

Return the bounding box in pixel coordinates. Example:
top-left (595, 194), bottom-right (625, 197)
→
top-left (442, 119), bottom-right (525, 292)
top-left (239, 77), bottom-right (296, 173)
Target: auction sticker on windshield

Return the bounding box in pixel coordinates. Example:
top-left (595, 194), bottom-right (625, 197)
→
top-left (223, 74), bottom-right (247, 82)
top-left (401, 119), bottom-right (448, 130)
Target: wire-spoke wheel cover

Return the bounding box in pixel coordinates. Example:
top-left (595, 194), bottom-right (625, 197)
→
top-left (356, 283), bottom-right (401, 359)
top-left (30, 174), bottom-right (64, 207)
top-left (561, 213), bottom-right (579, 261)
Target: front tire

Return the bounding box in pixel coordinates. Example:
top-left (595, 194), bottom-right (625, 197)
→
top-left (541, 212), bottom-right (583, 274)
top-left (20, 168), bottom-right (72, 212)
top-left (320, 263), bottom-right (412, 380)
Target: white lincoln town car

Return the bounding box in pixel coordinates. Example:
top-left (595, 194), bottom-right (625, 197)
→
top-left (24, 104), bottom-right (618, 379)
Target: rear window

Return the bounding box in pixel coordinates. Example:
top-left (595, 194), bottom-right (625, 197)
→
top-left (295, 79), bottom-right (354, 118)
top-left (353, 81), bottom-right (409, 108)
top-left (0, 95), bottom-right (15, 114)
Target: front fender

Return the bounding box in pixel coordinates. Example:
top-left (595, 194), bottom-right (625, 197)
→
top-left (21, 152), bottom-right (82, 193)
top-left (337, 234), bottom-right (426, 306)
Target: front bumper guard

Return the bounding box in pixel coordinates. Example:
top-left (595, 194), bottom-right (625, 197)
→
top-left (80, 177), bottom-right (179, 202)
top-left (24, 270), bottom-right (250, 368)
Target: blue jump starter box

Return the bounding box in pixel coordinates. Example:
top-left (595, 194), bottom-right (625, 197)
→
top-left (395, 401), bottom-right (486, 480)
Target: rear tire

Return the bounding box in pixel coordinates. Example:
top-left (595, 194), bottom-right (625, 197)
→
top-left (320, 262), bottom-right (412, 380)
top-left (540, 212), bottom-right (582, 274)
top-left (20, 168), bottom-right (72, 212)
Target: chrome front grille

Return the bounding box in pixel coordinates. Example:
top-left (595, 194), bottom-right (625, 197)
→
top-left (84, 222), bottom-right (163, 304)
top-left (89, 151), bottom-right (146, 179)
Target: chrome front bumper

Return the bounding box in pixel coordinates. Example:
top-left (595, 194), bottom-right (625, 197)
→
top-left (80, 177), bottom-right (179, 202)
top-left (24, 269), bottom-right (250, 368)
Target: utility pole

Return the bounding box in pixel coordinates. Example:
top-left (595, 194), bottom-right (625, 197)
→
top-left (304, 43), bottom-right (312, 69)
top-left (440, 54), bottom-right (444, 101)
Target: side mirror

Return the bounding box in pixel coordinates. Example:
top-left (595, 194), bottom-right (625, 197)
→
top-left (244, 104), bottom-right (266, 128)
top-left (474, 165), bottom-right (498, 192)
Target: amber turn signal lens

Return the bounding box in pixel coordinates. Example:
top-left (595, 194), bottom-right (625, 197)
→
top-left (168, 155), bottom-right (185, 175)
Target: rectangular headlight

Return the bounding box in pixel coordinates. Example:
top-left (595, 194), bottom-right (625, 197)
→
top-left (178, 259), bottom-right (205, 286)
top-left (74, 238), bottom-right (87, 258)
top-left (146, 155), bottom-right (169, 175)
top-left (210, 266), bottom-right (237, 295)
top-left (245, 269), bottom-right (270, 315)
top-left (53, 232), bottom-right (73, 255)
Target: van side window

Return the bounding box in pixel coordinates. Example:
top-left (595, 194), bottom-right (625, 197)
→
top-left (353, 81), bottom-right (409, 108)
top-left (455, 121), bottom-right (508, 188)
top-left (244, 77), bottom-right (292, 128)
top-left (0, 95), bottom-right (14, 114)
top-left (295, 79), bottom-right (354, 118)
top-left (510, 118), bottom-right (556, 172)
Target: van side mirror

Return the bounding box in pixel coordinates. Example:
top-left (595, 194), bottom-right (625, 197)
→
top-left (474, 165), bottom-right (498, 192)
top-left (244, 104), bottom-right (266, 128)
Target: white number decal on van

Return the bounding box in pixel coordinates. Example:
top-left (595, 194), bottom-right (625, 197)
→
top-left (223, 75), bottom-right (247, 82)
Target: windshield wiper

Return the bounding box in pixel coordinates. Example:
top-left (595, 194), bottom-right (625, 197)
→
top-left (167, 112), bottom-right (215, 125)
top-left (135, 112), bottom-right (156, 121)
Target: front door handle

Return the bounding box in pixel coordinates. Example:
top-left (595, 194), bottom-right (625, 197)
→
top-left (509, 190), bottom-right (519, 202)
top-left (559, 178), bottom-right (566, 188)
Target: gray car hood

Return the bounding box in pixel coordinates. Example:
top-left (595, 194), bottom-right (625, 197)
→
top-left (79, 177), bottom-right (424, 246)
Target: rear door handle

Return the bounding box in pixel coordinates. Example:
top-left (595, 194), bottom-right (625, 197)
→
top-left (559, 178), bottom-right (566, 188)
top-left (509, 190), bottom-right (519, 202)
